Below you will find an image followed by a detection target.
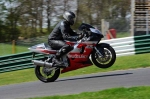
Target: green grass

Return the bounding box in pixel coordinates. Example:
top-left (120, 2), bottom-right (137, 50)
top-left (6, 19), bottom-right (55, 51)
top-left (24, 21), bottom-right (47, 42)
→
top-left (117, 32), bottom-right (131, 38)
top-left (28, 86), bottom-right (150, 99)
top-left (0, 53), bottom-right (150, 86)
top-left (0, 43), bottom-right (28, 56)
top-left (0, 69), bottom-right (37, 86)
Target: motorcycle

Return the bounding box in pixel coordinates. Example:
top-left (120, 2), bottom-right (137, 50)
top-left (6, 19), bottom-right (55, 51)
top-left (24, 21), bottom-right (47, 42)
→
top-left (28, 23), bottom-right (116, 83)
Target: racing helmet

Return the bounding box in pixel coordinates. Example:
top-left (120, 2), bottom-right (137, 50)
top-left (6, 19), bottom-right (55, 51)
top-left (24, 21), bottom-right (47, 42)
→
top-left (63, 11), bottom-right (76, 25)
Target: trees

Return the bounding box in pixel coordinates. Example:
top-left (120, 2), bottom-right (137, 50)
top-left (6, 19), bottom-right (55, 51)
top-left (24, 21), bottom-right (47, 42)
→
top-left (75, 0), bottom-right (130, 31)
top-left (0, 0), bottom-right (22, 42)
top-left (0, 0), bottom-right (131, 42)
top-left (76, 0), bottom-right (130, 23)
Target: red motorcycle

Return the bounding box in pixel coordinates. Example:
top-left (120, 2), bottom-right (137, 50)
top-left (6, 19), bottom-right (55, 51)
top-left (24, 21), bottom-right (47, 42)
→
top-left (29, 23), bottom-right (116, 82)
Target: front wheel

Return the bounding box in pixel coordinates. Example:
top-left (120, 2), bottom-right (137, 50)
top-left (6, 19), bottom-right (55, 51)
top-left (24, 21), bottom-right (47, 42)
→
top-left (91, 44), bottom-right (116, 68)
top-left (35, 66), bottom-right (60, 83)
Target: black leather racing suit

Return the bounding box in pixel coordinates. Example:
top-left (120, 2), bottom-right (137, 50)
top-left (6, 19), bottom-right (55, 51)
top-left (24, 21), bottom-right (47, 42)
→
top-left (48, 20), bottom-right (78, 59)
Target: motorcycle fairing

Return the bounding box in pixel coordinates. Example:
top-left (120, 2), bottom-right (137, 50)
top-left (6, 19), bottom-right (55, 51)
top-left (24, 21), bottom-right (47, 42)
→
top-left (29, 41), bottom-right (98, 73)
top-left (28, 43), bottom-right (57, 54)
top-left (61, 41), bottom-right (96, 73)
top-left (61, 58), bottom-right (92, 73)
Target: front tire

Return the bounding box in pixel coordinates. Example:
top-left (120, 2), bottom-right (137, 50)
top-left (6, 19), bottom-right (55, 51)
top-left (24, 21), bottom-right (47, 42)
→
top-left (91, 44), bottom-right (116, 68)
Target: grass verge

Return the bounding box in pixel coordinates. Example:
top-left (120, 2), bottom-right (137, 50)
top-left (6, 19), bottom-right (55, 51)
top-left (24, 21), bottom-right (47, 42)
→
top-left (28, 86), bottom-right (150, 99)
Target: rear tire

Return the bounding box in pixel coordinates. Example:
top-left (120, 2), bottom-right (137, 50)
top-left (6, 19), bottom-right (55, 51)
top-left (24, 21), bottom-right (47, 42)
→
top-left (35, 66), bottom-right (60, 83)
top-left (91, 44), bottom-right (116, 68)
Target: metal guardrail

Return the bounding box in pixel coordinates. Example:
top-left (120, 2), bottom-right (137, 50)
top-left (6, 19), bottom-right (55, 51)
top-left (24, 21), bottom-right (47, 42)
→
top-left (101, 35), bottom-right (150, 56)
top-left (0, 52), bottom-right (43, 73)
top-left (0, 35), bottom-right (150, 73)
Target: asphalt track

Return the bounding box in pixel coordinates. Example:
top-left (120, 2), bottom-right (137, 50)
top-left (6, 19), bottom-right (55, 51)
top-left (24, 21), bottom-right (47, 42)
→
top-left (0, 68), bottom-right (150, 99)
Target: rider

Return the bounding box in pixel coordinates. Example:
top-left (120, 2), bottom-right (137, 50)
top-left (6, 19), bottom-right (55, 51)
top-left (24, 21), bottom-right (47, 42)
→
top-left (48, 11), bottom-right (84, 68)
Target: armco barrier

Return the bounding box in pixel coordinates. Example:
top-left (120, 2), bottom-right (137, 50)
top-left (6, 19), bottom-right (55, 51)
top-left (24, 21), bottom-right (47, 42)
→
top-left (0, 52), bottom-right (43, 73)
top-left (0, 35), bottom-right (150, 73)
top-left (101, 35), bottom-right (150, 57)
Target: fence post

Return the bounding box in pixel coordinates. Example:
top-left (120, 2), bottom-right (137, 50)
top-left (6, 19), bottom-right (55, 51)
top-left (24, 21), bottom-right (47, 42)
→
top-left (101, 19), bottom-right (110, 39)
top-left (12, 40), bottom-right (16, 54)
top-left (131, 0), bottom-right (135, 36)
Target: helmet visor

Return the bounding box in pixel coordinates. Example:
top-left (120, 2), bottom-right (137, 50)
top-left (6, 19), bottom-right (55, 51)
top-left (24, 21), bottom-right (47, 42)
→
top-left (69, 16), bottom-right (76, 25)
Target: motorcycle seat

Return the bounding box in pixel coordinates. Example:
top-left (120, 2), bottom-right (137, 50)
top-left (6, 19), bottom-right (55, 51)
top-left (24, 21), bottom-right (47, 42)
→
top-left (44, 43), bottom-right (56, 51)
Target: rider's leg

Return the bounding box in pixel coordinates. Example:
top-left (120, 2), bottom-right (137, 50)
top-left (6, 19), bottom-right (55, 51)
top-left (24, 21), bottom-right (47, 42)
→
top-left (53, 44), bottom-right (73, 67)
top-left (48, 40), bottom-right (73, 67)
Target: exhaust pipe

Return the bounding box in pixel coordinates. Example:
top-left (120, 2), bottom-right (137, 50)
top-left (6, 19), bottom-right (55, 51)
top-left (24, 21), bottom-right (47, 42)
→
top-left (32, 60), bottom-right (53, 67)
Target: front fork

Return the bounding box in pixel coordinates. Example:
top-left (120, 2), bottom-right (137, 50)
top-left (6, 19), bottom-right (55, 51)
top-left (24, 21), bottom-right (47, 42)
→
top-left (94, 47), bottom-right (105, 57)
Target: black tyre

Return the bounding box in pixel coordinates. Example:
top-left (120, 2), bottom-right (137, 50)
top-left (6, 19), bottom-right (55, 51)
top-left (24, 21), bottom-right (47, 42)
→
top-left (35, 66), bottom-right (60, 83)
top-left (91, 44), bottom-right (116, 68)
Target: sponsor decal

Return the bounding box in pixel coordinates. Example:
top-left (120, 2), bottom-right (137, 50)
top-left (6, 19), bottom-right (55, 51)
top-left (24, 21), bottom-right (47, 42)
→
top-left (68, 54), bottom-right (88, 58)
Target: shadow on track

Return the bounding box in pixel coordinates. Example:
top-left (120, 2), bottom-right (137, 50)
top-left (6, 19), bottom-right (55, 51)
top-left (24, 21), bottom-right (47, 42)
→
top-left (56, 72), bottom-right (133, 82)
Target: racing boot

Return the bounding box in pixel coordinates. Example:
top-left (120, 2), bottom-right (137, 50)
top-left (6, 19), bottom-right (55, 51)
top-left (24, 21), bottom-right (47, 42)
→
top-left (52, 50), bottom-right (66, 68)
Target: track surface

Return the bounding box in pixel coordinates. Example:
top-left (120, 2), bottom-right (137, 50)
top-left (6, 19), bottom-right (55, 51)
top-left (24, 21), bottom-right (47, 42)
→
top-left (0, 68), bottom-right (150, 99)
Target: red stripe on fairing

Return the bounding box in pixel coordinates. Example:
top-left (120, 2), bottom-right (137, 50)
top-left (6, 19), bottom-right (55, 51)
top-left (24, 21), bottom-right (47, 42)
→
top-left (61, 63), bottom-right (92, 73)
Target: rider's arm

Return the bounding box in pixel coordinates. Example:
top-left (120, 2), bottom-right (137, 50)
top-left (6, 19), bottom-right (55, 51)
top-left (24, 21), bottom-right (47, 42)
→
top-left (60, 22), bottom-right (78, 41)
top-left (69, 30), bottom-right (78, 36)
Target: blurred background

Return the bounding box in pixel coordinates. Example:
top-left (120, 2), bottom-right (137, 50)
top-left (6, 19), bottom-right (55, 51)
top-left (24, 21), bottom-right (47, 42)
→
top-left (0, 0), bottom-right (131, 56)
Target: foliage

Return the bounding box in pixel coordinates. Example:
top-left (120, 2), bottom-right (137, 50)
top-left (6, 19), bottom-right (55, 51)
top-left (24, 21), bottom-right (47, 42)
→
top-left (0, 0), bottom-right (131, 42)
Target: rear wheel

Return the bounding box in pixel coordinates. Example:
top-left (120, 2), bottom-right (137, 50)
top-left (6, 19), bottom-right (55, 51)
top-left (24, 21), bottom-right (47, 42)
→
top-left (91, 44), bottom-right (116, 68)
top-left (34, 58), bottom-right (60, 83)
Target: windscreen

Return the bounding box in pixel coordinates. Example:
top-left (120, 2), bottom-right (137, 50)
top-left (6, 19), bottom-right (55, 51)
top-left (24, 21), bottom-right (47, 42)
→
top-left (78, 23), bottom-right (95, 31)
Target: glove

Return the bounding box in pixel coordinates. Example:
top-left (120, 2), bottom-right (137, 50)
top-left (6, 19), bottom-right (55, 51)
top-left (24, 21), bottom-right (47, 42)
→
top-left (76, 33), bottom-right (84, 40)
